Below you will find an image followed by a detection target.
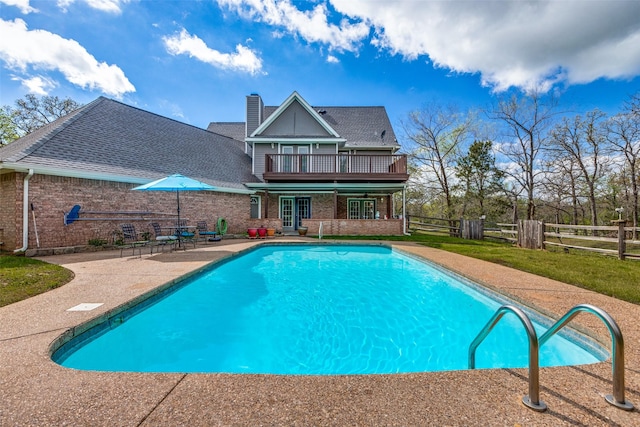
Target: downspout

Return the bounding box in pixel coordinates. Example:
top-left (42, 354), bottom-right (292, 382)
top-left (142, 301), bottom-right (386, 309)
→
top-left (403, 185), bottom-right (410, 236)
top-left (14, 169), bottom-right (34, 253)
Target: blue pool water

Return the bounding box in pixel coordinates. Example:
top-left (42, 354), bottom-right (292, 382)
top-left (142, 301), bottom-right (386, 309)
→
top-left (53, 244), bottom-right (606, 374)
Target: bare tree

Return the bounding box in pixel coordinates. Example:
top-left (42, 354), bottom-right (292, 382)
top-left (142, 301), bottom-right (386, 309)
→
top-left (490, 91), bottom-right (558, 219)
top-left (10, 94), bottom-right (81, 135)
top-left (606, 104), bottom-right (640, 232)
top-left (542, 155), bottom-right (583, 225)
top-left (401, 103), bottom-right (476, 221)
top-left (547, 110), bottom-right (609, 227)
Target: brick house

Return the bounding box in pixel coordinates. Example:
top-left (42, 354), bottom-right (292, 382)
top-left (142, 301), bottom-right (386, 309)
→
top-left (0, 91), bottom-right (409, 252)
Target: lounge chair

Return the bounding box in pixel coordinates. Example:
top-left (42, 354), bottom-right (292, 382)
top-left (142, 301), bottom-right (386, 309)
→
top-left (150, 222), bottom-right (178, 253)
top-left (196, 221), bottom-right (220, 243)
top-left (119, 223), bottom-right (150, 257)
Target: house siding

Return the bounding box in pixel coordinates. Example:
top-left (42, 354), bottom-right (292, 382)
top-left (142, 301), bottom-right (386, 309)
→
top-left (253, 143), bottom-right (278, 178)
top-left (313, 145), bottom-right (337, 154)
top-left (246, 94), bottom-right (263, 137)
top-left (261, 101), bottom-right (330, 137)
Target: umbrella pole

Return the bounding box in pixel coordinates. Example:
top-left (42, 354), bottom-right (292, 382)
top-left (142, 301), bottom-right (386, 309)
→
top-left (176, 190), bottom-right (182, 248)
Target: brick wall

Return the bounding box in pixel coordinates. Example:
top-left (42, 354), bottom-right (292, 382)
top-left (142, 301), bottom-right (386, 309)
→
top-left (1, 173), bottom-right (405, 251)
top-left (0, 172), bottom-right (18, 250)
top-left (2, 173), bottom-right (252, 251)
top-left (302, 219), bottom-right (404, 235)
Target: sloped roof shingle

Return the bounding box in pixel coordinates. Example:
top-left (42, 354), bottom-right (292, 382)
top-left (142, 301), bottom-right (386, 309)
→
top-left (0, 97), bottom-right (259, 190)
top-left (209, 104), bottom-right (399, 150)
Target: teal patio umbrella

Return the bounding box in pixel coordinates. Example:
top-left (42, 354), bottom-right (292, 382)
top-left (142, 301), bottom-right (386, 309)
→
top-left (132, 174), bottom-right (215, 242)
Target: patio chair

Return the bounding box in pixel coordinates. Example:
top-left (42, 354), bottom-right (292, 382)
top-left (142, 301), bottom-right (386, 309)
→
top-left (175, 219), bottom-right (196, 248)
top-left (119, 223), bottom-right (150, 257)
top-left (196, 221), bottom-right (220, 243)
top-left (150, 222), bottom-right (178, 253)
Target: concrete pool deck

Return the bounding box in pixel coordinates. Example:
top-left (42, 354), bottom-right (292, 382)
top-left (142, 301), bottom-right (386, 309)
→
top-left (1, 239), bottom-right (639, 426)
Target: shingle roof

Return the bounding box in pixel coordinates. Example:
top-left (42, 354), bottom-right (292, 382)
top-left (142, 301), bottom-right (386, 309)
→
top-left (208, 104), bottom-right (399, 150)
top-left (263, 105), bottom-right (399, 149)
top-left (0, 97), bottom-right (259, 190)
top-left (207, 122), bottom-right (246, 145)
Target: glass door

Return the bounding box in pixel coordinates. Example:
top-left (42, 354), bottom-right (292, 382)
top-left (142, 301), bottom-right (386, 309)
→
top-left (296, 197), bottom-right (310, 227)
top-left (348, 200), bottom-right (361, 219)
top-left (281, 197), bottom-right (311, 232)
top-left (281, 197), bottom-right (294, 231)
top-left (282, 146), bottom-right (293, 172)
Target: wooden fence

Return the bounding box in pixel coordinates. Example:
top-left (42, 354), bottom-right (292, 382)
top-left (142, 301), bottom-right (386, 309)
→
top-left (410, 216), bottom-right (640, 260)
top-left (406, 216), bottom-right (484, 240)
top-left (490, 220), bottom-right (640, 260)
top-left (407, 215), bottom-right (461, 236)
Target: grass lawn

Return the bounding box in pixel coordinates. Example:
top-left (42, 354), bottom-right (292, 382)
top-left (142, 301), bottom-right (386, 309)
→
top-left (334, 232), bottom-right (640, 305)
top-left (0, 255), bottom-right (74, 307)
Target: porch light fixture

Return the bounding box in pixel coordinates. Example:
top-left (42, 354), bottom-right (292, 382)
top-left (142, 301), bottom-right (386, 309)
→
top-left (316, 143), bottom-right (319, 149)
top-left (271, 142), bottom-right (275, 149)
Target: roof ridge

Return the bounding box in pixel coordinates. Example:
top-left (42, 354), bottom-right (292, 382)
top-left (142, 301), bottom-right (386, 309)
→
top-left (265, 105), bottom-right (386, 109)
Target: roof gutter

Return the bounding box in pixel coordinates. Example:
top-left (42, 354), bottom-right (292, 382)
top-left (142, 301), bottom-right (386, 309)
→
top-left (15, 168), bottom-right (34, 253)
top-left (1, 162), bottom-right (256, 194)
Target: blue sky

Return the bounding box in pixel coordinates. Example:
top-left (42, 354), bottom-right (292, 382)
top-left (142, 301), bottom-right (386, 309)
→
top-left (1, 0), bottom-right (640, 130)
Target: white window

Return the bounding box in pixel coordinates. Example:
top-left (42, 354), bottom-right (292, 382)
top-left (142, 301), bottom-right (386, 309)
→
top-left (348, 198), bottom-right (376, 219)
top-left (250, 195), bottom-right (261, 219)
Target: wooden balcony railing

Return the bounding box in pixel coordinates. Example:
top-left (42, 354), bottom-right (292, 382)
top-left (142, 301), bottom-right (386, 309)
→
top-left (263, 154), bottom-right (408, 182)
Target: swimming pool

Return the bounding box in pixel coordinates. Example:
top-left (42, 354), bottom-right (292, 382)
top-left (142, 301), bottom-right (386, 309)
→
top-left (52, 244), bottom-right (606, 374)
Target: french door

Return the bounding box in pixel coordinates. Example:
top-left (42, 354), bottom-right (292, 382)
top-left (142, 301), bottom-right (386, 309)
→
top-left (281, 197), bottom-right (311, 232)
top-left (281, 145), bottom-right (310, 173)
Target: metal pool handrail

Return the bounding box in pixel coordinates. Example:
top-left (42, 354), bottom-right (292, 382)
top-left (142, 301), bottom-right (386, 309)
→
top-left (468, 305), bottom-right (547, 412)
top-left (538, 303), bottom-right (634, 411)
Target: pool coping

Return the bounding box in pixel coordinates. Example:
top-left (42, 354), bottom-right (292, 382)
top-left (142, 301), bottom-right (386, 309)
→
top-left (1, 238), bottom-right (639, 425)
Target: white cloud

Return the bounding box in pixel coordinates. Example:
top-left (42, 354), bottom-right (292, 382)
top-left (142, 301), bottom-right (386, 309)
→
top-left (219, 1), bottom-right (640, 93)
top-left (163, 28), bottom-right (264, 75)
top-left (326, 54), bottom-right (339, 64)
top-left (0, 19), bottom-right (136, 97)
top-left (329, 0), bottom-right (640, 93)
top-left (0, 0), bottom-right (37, 14)
top-left (57, 0), bottom-right (130, 14)
top-left (12, 74), bottom-right (58, 95)
top-left (216, 0), bottom-right (369, 52)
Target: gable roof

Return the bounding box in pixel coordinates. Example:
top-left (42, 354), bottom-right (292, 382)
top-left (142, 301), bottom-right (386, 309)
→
top-left (263, 105), bottom-right (398, 149)
top-left (0, 97), bottom-right (259, 192)
top-left (208, 92), bottom-right (399, 150)
top-left (251, 91), bottom-right (340, 139)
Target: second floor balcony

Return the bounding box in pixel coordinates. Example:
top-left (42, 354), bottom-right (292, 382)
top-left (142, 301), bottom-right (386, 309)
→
top-left (263, 153), bottom-right (409, 183)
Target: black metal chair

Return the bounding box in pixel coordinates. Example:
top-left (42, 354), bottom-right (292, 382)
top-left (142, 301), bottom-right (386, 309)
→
top-left (119, 223), bottom-right (150, 257)
top-left (150, 222), bottom-right (178, 253)
top-left (175, 219), bottom-right (196, 248)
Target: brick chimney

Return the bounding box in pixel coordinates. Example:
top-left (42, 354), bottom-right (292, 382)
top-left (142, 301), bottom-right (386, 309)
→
top-left (246, 93), bottom-right (263, 137)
